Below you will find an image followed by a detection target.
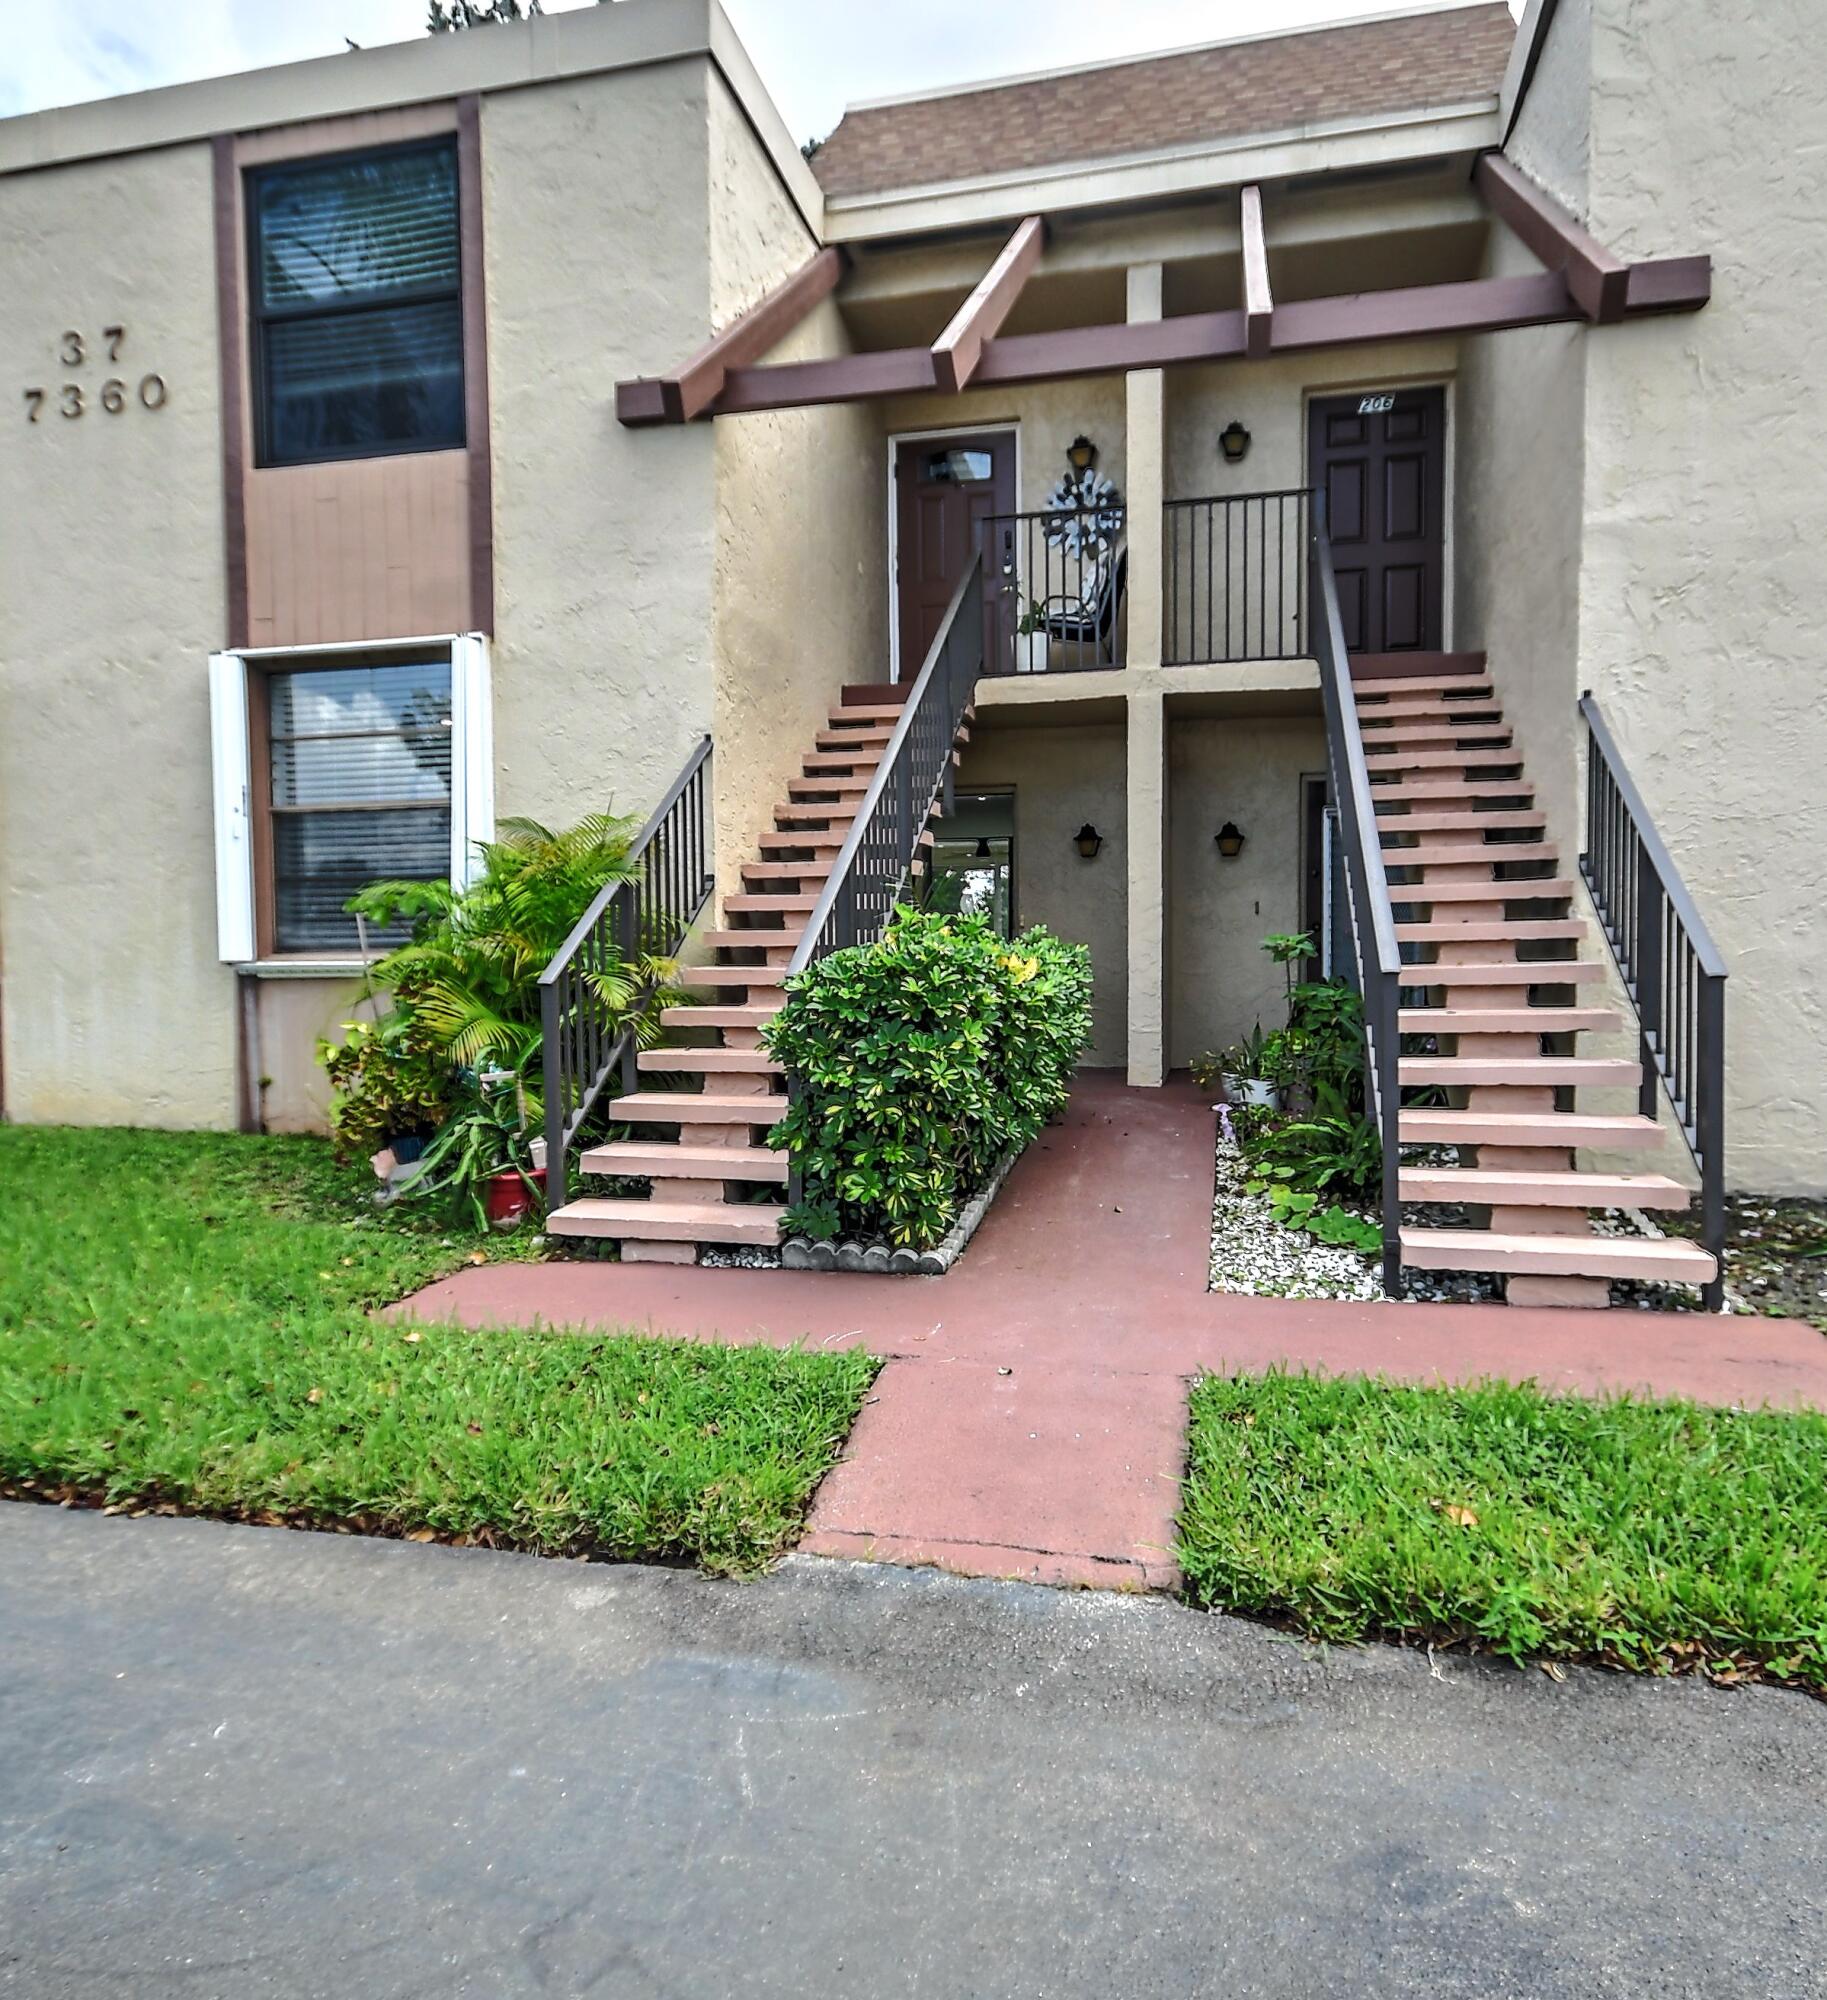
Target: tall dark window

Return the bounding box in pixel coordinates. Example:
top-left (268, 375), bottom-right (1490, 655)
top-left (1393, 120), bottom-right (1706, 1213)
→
top-left (249, 141), bottom-right (464, 467)
top-left (264, 658), bottom-right (453, 952)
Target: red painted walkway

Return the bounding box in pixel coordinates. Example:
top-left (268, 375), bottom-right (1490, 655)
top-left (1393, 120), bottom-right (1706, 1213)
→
top-left (398, 1074), bottom-right (1827, 1591)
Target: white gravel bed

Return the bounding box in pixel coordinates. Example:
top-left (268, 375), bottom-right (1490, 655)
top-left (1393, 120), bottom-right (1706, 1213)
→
top-left (1207, 1128), bottom-right (1382, 1302)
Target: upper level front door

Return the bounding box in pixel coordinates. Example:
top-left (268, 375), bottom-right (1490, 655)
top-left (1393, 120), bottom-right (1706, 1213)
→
top-left (893, 431), bottom-right (1016, 679)
top-left (1307, 388), bottom-right (1446, 653)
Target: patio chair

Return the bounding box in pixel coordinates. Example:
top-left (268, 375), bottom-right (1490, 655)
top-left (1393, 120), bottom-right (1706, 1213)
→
top-left (1038, 544), bottom-right (1127, 667)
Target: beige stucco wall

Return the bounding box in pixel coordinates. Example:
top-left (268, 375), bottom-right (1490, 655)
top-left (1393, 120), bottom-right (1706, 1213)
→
top-left (954, 722), bottom-right (1128, 1066)
top-left (485, 59), bottom-right (719, 836)
top-left (708, 70), bottom-right (885, 898)
top-left (1573, 0), bottom-right (1827, 1192)
top-left (1167, 714), bottom-right (1327, 1067)
top-left (0, 143), bottom-right (236, 1126)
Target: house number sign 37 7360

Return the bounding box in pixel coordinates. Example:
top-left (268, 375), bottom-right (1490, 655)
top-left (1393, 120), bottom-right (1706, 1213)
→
top-left (21, 326), bottom-right (167, 423)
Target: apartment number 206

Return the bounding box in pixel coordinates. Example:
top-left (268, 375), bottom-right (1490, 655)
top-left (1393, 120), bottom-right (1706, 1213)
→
top-left (22, 325), bottom-right (167, 423)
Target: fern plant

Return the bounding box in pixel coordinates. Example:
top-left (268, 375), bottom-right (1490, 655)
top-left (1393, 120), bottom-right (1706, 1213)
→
top-left (347, 814), bottom-right (676, 1080)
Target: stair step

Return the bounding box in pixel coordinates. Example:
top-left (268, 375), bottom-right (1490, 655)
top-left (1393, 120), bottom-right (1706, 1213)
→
top-left (615, 1091), bottom-right (787, 1125)
top-left (702, 928), bottom-right (802, 952)
top-left (548, 1198), bottom-right (784, 1246)
top-left (1381, 842), bottom-right (1557, 869)
top-left (1399, 1227), bottom-right (1716, 1284)
top-left (774, 804), bottom-right (859, 826)
top-left (677, 965), bottom-right (787, 991)
top-left (815, 727), bottom-right (893, 749)
top-left (579, 1142), bottom-right (788, 1184)
top-left (1399, 1166), bottom-right (1691, 1209)
top-left (803, 751), bottom-right (882, 774)
top-left (639, 1047), bottom-right (783, 1075)
top-left (758, 833), bottom-right (846, 856)
top-left (1351, 724), bottom-right (1511, 748)
top-left (1355, 675), bottom-right (1494, 700)
top-left (725, 892), bottom-right (819, 915)
top-left (1378, 810), bottom-right (1546, 834)
top-left (741, 860), bottom-right (833, 884)
top-left (1399, 1056), bottom-right (1641, 1088)
top-left (1403, 960), bottom-right (1606, 987)
top-left (660, 1004), bottom-right (779, 1030)
top-left (1363, 744), bottom-right (1519, 770)
top-left (787, 777), bottom-right (870, 799)
top-left (834, 702), bottom-right (908, 722)
top-left (1397, 919), bottom-right (1585, 943)
top-left (1399, 1006), bottom-right (1622, 1034)
top-left (1390, 877), bottom-right (1574, 903)
top-left (1373, 780), bottom-right (1534, 804)
top-left (1398, 1109), bottom-right (1662, 1148)
top-left (1359, 708), bottom-right (1503, 732)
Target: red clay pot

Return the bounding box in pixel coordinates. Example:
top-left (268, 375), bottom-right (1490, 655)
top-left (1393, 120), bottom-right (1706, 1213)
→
top-left (484, 1168), bottom-right (545, 1225)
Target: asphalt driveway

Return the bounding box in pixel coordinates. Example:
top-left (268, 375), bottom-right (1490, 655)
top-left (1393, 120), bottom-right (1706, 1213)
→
top-left (1, 1503), bottom-right (1821, 1998)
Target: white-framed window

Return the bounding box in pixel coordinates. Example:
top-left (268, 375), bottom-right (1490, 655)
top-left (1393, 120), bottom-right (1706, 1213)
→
top-left (209, 633), bottom-right (491, 965)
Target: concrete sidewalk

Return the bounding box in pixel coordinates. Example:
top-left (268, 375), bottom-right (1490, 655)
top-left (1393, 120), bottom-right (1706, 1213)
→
top-left (2, 1506), bottom-right (1822, 2000)
top-left (398, 1075), bottom-right (1827, 1591)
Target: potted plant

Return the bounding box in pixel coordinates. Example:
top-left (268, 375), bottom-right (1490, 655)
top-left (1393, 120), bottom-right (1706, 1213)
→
top-left (393, 1068), bottom-right (546, 1230)
top-left (1216, 1023), bottom-right (1281, 1110)
top-left (1013, 597), bottom-right (1049, 674)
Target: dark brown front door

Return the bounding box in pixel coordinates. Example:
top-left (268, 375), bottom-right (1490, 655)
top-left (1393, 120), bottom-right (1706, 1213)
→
top-left (1307, 388), bottom-right (1445, 653)
top-left (894, 431), bottom-right (1016, 678)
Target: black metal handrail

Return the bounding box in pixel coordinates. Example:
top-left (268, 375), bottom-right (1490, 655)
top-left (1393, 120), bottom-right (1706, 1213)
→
top-left (783, 554), bottom-right (986, 1205)
top-left (1166, 487), bottom-right (1313, 667)
top-left (538, 735), bottom-right (714, 1211)
top-left (1579, 694), bottom-right (1726, 1309)
top-left (1310, 497), bottom-right (1405, 1296)
top-left (983, 507), bottom-right (1125, 674)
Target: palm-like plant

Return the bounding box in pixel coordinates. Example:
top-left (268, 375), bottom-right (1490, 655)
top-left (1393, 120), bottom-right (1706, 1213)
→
top-left (347, 813), bottom-right (677, 1084)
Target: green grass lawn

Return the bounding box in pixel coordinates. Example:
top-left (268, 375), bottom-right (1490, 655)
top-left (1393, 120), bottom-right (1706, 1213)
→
top-left (1179, 1372), bottom-right (1827, 1691)
top-left (0, 1127), bottom-right (873, 1574)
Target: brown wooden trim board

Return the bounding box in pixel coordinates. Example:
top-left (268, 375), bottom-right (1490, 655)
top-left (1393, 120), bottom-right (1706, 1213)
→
top-left (457, 94), bottom-right (494, 635)
top-left (211, 133), bottom-right (250, 651)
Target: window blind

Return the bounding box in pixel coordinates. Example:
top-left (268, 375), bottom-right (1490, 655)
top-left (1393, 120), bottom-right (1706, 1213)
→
top-left (250, 141), bottom-right (464, 465)
top-left (267, 659), bottom-right (453, 952)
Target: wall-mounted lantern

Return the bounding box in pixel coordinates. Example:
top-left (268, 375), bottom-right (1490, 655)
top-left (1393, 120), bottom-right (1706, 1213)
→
top-left (1214, 820), bottom-right (1246, 859)
top-left (973, 836), bottom-right (993, 860)
top-left (1066, 434), bottom-right (1098, 473)
top-left (1218, 421), bottom-right (1252, 465)
top-left (1074, 822), bottom-right (1105, 860)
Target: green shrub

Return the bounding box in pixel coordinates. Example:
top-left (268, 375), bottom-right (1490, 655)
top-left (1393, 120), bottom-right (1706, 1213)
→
top-left (763, 906), bottom-right (1092, 1249)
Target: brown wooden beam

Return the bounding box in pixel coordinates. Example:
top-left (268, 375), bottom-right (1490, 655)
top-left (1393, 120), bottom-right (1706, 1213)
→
top-left (932, 215), bottom-right (1044, 395)
top-left (617, 244), bottom-right (845, 425)
top-left (1473, 151), bottom-right (1629, 324)
top-left (687, 258), bottom-right (1700, 421)
top-left (1625, 254), bottom-right (1712, 313)
top-left (717, 345), bottom-right (938, 414)
top-left (1272, 269), bottom-right (1580, 352)
top-left (1240, 184), bottom-right (1273, 360)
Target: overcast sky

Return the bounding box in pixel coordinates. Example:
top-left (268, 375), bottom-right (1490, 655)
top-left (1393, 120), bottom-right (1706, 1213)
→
top-left (3, 0), bottom-right (1519, 147)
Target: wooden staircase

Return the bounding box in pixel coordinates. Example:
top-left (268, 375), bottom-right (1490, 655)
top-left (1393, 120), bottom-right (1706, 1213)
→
top-left (545, 683), bottom-right (912, 1263)
top-left (1360, 665), bottom-right (1719, 1307)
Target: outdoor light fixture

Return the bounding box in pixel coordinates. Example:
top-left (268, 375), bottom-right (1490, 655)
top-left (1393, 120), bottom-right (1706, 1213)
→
top-left (973, 836), bottom-right (993, 860)
top-left (1074, 823), bottom-right (1104, 860)
top-left (1215, 820), bottom-right (1246, 859)
top-left (1066, 434), bottom-right (1098, 473)
top-left (1218, 421), bottom-right (1252, 464)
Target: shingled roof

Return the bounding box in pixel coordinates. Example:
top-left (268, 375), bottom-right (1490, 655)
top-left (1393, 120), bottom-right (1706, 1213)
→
top-left (810, 4), bottom-right (1516, 200)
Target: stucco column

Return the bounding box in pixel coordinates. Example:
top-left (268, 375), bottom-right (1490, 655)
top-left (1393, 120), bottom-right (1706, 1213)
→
top-left (1126, 685), bottom-right (1169, 1086)
top-left (1124, 263), bottom-right (1169, 1084)
top-left (1124, 262), bottom-right (1165, 670)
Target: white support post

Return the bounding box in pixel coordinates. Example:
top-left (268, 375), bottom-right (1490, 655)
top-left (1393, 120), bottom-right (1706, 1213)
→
top-left (449, 632), bottom-right (495, 890)
top-left (207, 652), bottom-right (255, 964)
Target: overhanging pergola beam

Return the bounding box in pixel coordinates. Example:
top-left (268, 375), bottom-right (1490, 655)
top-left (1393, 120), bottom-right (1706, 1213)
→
top-left (1240, 184), bottom-right (1273, 360)
top-left (646, 249), bottom-right (1705, 423)
top-left (1473, 151), bottom-right (1629, 324)
top-left (616, 244), bottom-right (846, 426)
top-left (932, 215), bottom-right (1045, 394)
